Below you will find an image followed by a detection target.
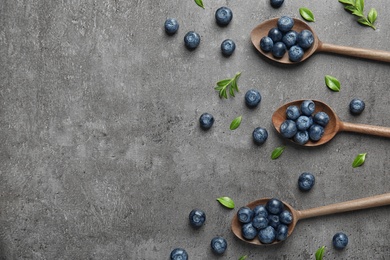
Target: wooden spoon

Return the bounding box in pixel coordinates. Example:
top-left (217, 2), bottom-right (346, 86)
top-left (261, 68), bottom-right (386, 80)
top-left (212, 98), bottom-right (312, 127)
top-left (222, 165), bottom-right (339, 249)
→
top-left (272, 99), bottom-right (390, 146)
top-left (231, 193), bottom-right (390, 245)
top-left (250, 18), bottom-right (390, 64)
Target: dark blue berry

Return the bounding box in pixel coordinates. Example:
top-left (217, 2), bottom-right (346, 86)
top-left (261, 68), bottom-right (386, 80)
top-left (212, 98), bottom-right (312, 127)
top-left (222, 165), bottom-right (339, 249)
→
top-left (280, 119), bottom-right (298, 138)
top-left (349, 98), bottom-right (365, 115)
top-left (237, 207), bottom-right (254, 224)
top-left (258, 226), bottom-right (276, 244)
top-left (242, 223), bottom-right (258, 240)
top-left (252, 215), bottom-right (269, 230)
top-left (279, 210), bottom-right (293, 224)
top-left (293, 131), bottom-right (310, 145)
top-left (267, 214), bottom-right (280, 229)
top-left (199, 113), bottom-right (214, 130)
top-left (266, 198), bottom-right (284, 215)
top-left (276, 224), bottom-right (289, 241)
top-left (270, 0), bottom-right (284, 8)
top-left (277, 16), bottom-right (294, 33)
top-left (221, 39), bottom-right (236, 56)
top-left (170, 248), bottom-right (188, 260)
top-left (296, 115), bottom-right (313, 131)
top-left (313, 111), bottom-right (330, 126)
top-left (288, 45), bottom-right (304, 62)
top-left (300, 100), bottom-right (315, 116)
top-left (286, 105), bottom-right (300, 120)
top-left (215, 7), bottom-right (233, 26)
top-left (164, 18), bottom-right (179, 35)
top-left (253, 127), bottom-right (268, 145)
top-left (184, 31), bottom-right (200, 50)
top-left (333, 232), bottom-right (349, 250)
top-left (253, 205), bottom-right (268, 218)
top-left (260, 36), bottom-right (274, 52)
top-left (210, 236), bottom-right (227, 255)
top-left (282, 31), bottom-right (298, 49)
top-left (189, 209), bottom-right (206, 228)
top-left (298, 172), bottom-right (315, 191)
top-left (309, 124), bottom-right (324, 141)
top-left (268, 28), bottom-right (283, 43)
top-left (245, 89), bottom-right (262, 108)
top-left (272, 42), bottom-right (287, 58)
top-left (297, 29), bottom-right (314, 49)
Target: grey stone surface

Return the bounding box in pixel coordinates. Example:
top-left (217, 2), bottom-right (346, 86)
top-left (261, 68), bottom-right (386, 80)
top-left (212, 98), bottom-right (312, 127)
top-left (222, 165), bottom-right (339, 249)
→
top-left (0, 0), bottom-right (389, 259)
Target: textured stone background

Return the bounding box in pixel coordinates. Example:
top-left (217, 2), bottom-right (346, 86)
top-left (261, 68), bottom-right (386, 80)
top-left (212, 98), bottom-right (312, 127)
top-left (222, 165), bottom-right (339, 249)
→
top-left (0, 0), bottom-right (389, 259)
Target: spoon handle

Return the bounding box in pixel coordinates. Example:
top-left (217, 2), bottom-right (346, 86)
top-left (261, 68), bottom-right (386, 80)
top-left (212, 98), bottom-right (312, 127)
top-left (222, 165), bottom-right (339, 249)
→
top-left (297, 193), bottom-right (390, 220)
top-left (318, 42), bottom-right (390, 63)
top-left (339, 122), bottom-right (390, 138)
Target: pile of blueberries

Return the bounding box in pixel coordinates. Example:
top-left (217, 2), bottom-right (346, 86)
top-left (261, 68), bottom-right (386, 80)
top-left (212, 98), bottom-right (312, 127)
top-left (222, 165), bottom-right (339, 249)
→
top-left (237, 198), bottom-right (292, 244)
top-left (280, 100), bottom-right (329, 145)
top-left (260, 16), bottom-right (314, 62)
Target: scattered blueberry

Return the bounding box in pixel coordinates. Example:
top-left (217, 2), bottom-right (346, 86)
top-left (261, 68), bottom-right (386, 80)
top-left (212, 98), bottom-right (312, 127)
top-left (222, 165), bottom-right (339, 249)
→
top-left (296, 115), bottom-right (313, 131)
top-left (252, 215), bottom-right (269, 230)
top-left (215, 7), bottom-right (233, 26)
top-left (245, 89), bottom-right (262, 108)
top-left (253, 127), bottom-right (268, 145)
top-left (199, 113), bottom-right (214, 130)
top-left (170, 248), bottom-right (188, 260)
top-left (189, 209), bottom-right (206, 228)
top-left (237, 207), bottom-right (254, 224)
top-left (258, 226), bottom-right (277, 244)
top-left (267, 214), bottom-right (280, 229)
top-left (286, 105), bottom-right (300, 120)
top-left (164, 18), bottom-right (179, 35)
top-left (333, 232), bottom-right (349, 250)
top-left (309, 124), bottom-right (324, 141)
top-left (280, 119), bottom-right (298, 138)
top-left (242, 223), bottom-right (258, 240)
top-left (298, 172), bottom-right (315, 191)
top-left (276, 224), bottom-right (289, 241)
top-left (268, 28), bottom-right (283, 43)
top-left (272, 42), bottom-right (287, 58)
top-left (221, 39), bottom-right (236, 56)
top-left (313, 111), bottom-right (330, 126)
top-left (293, 131), bottom-right (309, 145)
top-left (270, 0), bottom-right (284, 8)
top-left (260, 36), bottom-right (274, 52)
top-left (253, 205), bottom-right (268, 218)
top-left (184, 31), bottom-right (200, 50)
top-left (277, 16), bottom-right (294, 33)
top-left (266, 198), bottom-right (284, 215)
top-left (349, 98), bottom-right (365, 115)
top-left (300, 100), bottom-right (315, 116)
top-left (210, 236), bottom-right (227, 255)
top-left (297, 29), bottom-right (314, 49)
top-left (279, 210), bottom-right (293, 224)
top-left (282, 31), bottom-right (298, 49)
top-left (288, 45), bottom-right (304, 62)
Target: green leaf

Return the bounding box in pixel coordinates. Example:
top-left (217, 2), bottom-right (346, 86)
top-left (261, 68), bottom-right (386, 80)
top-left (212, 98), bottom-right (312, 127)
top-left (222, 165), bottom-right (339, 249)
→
top-left (299, 7), bottom-right (315, 22)
top-left (315, 246), bottom-right (326, 260)
top-left (367, 8), bottom-right (377, 24)
top-left (238, 256), bottom-right (248, 260)
top-left (352, 9), bottom-right (364, 17)
top-left (339, 0), bottom-right (354, 5)
top-left (325, 75), bottom-right (341, 92)
top-left (344, 5), bottom-right (357, 12)
top-left (217, 197), bottom-right (235, 209)
top-left (194, 0), bottom-right (204, 9)
top-left (352, 153), bottom-right (367, 168)
top-left (271, 146), bottom-right (285, 160)
top-left (355, 0), bottom-right (364, 12)
top-left (357, 17), bottom-right (371, 26)
top-left (214, 72), bottom-right (241, 99)
top-left (230, 116), bottom-right (242, 130)
top-left (217, 79), bottom-right (232, 87)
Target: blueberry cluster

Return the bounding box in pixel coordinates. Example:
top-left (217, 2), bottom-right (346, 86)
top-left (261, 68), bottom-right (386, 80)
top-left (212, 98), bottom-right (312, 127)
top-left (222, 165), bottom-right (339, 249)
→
top-left (280, 100), bottom-right (329, 144)
top-left (237, 198), bottom-right (292, 244)
top-left (260, 16), bottom-right (314, 62)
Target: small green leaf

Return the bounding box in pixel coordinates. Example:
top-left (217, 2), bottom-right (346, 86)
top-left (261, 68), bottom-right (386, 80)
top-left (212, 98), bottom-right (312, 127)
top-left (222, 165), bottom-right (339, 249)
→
top-left (357, 17), bottom-right (371, 26)
top-left (339, 0), bottom-right (354, 5)
top-left (299, 7), bottom-right (315, 22)
top-left (214, 72), bottom-right (241, 99)
top-left (325, 75), bottom-right (341, 92)
top-left (367, 8), bottom-right (377, 24)
top-left (355, 0), bottom-right (364, 12)
top-left (238, 256), bottom-right (248, 260)
top-left (315, 246), bottom-right (326, 260)
top-left (352, 9), bottom-right (365, 17)
top-left (217, 197), bottom-right (235, 209)
top-left (194, 0), bottom-right (204, 9)
top-left (230, 116), bottom-right (242, 130)
top-left (344, 5), bottom-right (357, 12)
top-left (271, 146), bottom-right (285, 160)
top-left (352, 153), bottom-right (367, 168)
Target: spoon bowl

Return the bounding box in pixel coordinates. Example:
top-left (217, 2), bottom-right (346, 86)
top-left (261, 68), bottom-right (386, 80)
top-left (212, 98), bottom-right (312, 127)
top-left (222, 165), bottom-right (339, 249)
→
top-left (231, 193), bottom-right (390, 246)
top-left (272, 99), bottom-right (390, 146)
top-left (250, 18), bottom-right (390, 64)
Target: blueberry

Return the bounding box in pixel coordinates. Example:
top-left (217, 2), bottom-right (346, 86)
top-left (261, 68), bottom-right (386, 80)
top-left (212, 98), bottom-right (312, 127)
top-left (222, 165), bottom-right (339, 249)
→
top-left (280, 119), bottom-right (298, 138)
top-left (276, 224), bottom-right (289, 241)
top-left (272, 42), bottom-right (287, 58)
top-left (170, 248), bottom-right (188, 260)
top-left (221, 39), bottom-right (236, 56)
top-left (253, 205), bottom-right (268, 218)
top-left (298, 172), bottom-right (315, 191)
top-left (288, 45), bottom-right (304, 62)
top-left (313, 111), bottom-right (330, 126)
top-left (210, 236), bottom-right (227, 255)
top-left (184, 31), bottom-right (200, 50)
top-left (237, 206), bottom-right (254, 224)
top-left (279, 210), bottom-right (293, 224)
top-left (245, 89), bottom-right (262, 108)
top-left (333, 232), bottom-right (348, 249)
top-left (164, 18), bottom-right (179, 35)
top-left (266, 198), bottom-right (284, 215)
top-left (293, 131), bottom-right (309, 145)
top-left (296, 115), bottom-right (313, 131)
top-left (260, 36), bottom-right (274, 52)
top-left (282, 31), bottom-right (298, 49)
top-left (189, 209), bottom-right (206, 228)
top-left (267, 214), bottom-right (280, 229)
top-left (242, 223), bottom-right (258, 240)
top-left (258, 226), bottom-right (276, 244)
top-left (215, 7), bottom-right (233, 26)
top-left (253, 127), bottom-right (268, 145)
top-left (270, 0), bottom-right (284, 8)
top-left (277, 16), bottom-right (294, 33)
top-left (199, 113), bottom-right (214, 130)
top-left (309, 124), bottom-right (324, 141)
top-left (297, 29), bottom-right (314, 49)
top-left (252, 215), bottom-right (269, 230)
top-left (268, 28), bottom-right (283, 43)
top-left (286, 105), bottom-right (300, 120)
top-left (349, 98), bottom-right (365, 115)
top-left (300, 100), bottom-right (315, 116)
